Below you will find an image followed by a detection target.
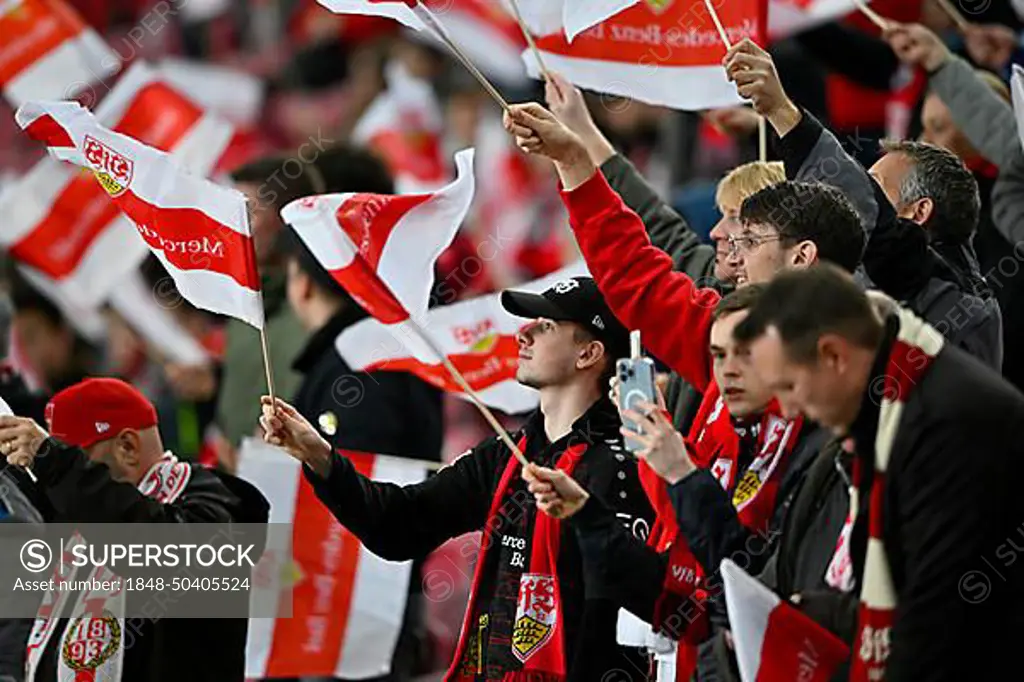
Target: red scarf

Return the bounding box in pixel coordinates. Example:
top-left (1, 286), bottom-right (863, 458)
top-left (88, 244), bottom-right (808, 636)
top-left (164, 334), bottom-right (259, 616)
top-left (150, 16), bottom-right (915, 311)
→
top-left (446, 437), bottom-right (587, 682)
top-left (637, 384), bottom-right (802, 680)
top-left (850, 309), bottom-right (944, 682)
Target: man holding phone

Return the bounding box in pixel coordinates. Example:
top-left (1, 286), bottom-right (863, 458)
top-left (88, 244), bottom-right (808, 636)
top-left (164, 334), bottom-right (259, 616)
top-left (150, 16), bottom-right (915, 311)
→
top-left (260, 276), bottom-right (655, 682)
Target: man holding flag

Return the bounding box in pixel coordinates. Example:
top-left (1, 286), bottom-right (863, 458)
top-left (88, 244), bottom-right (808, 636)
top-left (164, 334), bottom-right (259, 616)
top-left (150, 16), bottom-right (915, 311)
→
top-left (261, 276), bottom-right (655, 681)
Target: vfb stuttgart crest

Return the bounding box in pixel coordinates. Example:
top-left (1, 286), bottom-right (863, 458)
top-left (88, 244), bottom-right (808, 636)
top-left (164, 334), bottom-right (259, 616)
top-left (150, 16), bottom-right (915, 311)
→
top-left (61, 612), bottom-right (122, 673)
top-left (512, 573), bottom-right (558, 662)
top-left (84, 135), bottom-right (133, 197)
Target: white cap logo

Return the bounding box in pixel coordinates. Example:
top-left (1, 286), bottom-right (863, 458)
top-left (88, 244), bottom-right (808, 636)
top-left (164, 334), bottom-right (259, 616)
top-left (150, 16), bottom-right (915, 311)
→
top-left (592, 315), bottom-right (605, 330)
top-left (552, 279), bottom-right (579, 295)
top-left (95, 422), bottom-right (110, 434)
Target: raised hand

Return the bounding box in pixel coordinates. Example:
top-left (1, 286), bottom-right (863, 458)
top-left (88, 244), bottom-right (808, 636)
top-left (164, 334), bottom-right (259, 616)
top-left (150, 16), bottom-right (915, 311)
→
top-left (883, 23), bottom-right (950, 73)
top-left (545, 72), bottom-right (616, 166)
top-left (0, 416), bottom-right (48, 470)
top-left (259, 396), bottom-right (333, 478)
top-left (620, 399), bottom-right (695, 485)
top-left (503, 102), bottom-right (596, 190)
top-left (723, 38), bottom-right (801, 136)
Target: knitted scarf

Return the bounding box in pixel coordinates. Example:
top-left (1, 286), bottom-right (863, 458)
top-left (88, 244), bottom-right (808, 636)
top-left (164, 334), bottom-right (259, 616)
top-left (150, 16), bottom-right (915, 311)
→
top-left (634, 386), bottom-right (802, 680)
top-left (25, 453), bottom-right (192, 682)
top-left (850, 308), bottom-right (944, 682)
top-left (446, 437), bottom-right (587, 682)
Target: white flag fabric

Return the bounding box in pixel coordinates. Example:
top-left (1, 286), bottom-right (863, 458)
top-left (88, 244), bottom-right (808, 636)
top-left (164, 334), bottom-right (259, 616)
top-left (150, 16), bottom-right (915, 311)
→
top-left (768, 0), bottom-right (860, 39)
top-left (0, 0), bottom-right (120, 107)
top-left (156, 58), bottom-right (265, 126)
top-left (352, 61), bottom-right (449, 195)
top-left (1011, 64), bottom-right (1024, 154)
top-left (107, 269), bottom-right (210, 366)
top-left (336, 261), bottom-right (588, 414)
top-left (238, 439), bottom-right (424, 679)
top-left (519, 0), bottom-right (764, 111)
top-left (17, 101), bottom-right (264, 328)
top-left (281, 148), bottom-right (475, 325)
top-left (0, 62), bottom-right (234, 308)
top-left (722, 560), bottom-right (849, 682)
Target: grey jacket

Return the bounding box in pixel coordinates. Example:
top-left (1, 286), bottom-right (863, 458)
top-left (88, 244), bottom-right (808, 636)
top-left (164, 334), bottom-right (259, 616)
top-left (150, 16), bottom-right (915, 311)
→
top-left (775, 109), bottom-right (1004, 369)
top-left (600, 155), bottom-right (723, 435)
top-left (0, 472), bottom-right (43, 682)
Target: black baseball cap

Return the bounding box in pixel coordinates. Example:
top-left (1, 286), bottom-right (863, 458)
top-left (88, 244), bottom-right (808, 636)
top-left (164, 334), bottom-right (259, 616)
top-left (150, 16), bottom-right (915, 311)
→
top-left (501, 276), bottom-right (630, 359)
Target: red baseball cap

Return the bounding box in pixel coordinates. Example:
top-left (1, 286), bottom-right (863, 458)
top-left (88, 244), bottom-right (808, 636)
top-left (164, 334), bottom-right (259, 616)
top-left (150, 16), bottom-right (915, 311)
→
top-left (46, 378), bottom-right (158, 449)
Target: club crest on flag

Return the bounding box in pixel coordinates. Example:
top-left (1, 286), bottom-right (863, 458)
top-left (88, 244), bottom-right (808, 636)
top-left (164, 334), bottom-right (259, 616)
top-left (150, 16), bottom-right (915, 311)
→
top-left (645, 0), bottom-right (673, 14)
top-left (83, 136), bottom-right (133, 197)
top-left (512, 573), bottom-right (557, 662)
top-left (455, 319), bottom-right (500, 353)
top-left (61, 613), bottom-right (121, 672)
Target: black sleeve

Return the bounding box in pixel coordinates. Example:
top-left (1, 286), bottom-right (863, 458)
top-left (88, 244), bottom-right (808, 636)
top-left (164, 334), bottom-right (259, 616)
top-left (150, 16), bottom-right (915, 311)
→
top-left (303, 436), bottom-right (504, 561)
top-left (668, 470), bottom-right (754, 575)
top-left (31, 439), bottom-right (237, 523)
top-left (571, 495), bottom-right (668, 623)
top-left (795, 22), bottom-right (899, 91)
top-left (327, 370), bottom-right (427, 457)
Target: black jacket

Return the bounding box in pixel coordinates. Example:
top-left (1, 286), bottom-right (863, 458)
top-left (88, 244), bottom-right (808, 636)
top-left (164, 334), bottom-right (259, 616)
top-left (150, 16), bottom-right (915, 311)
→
top-left (303, 398), bottom-right (654, 681)
top-left (775, 109), bottom-right (1004, 369)
top-left (291, 305), bottom-right (443, 460)
top-left (846, 315), bottom-right (1024, 682)
top-left (24, 439), bottom-right (269, 682)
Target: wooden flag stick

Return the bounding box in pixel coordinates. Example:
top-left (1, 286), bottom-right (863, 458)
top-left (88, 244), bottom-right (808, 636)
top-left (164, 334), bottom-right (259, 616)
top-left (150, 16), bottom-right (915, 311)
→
top-left (507, 0), bottom-right (553, 82)
top-left (758, 115), bottom-right (768, 162)
top-left (413, 4), bottom-right (512, 114)
top-left (405, 318), bottom-right (529, 467)
top-left (934, 0), bottom-right (971, 33)
top-left (704, 0), bottom-right (732, 49)
top-left (851, 0), bottom-right (891, 31)
top-left (259, 325), bottom-right (277, 410)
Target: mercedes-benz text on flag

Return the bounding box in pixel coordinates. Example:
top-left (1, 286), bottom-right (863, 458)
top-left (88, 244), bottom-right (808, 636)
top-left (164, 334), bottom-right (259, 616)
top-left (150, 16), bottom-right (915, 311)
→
top-left (722, 559), bottom-right (849, 682)
top-left (281, 148), bottom-right (475, 325)
top-left (520, 0), bottom-right (766, 111)
top-left (0, 0), bottom-right (120, 107)
top-left (16, 101), bottom-right (264, 328)
top-left (335, 261), bottom-right (588, 415)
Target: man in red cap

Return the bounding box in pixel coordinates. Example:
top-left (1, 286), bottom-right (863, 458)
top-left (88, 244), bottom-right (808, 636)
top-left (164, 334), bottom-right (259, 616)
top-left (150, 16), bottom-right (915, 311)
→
top-left (0, 377), bottom-right (269, 682)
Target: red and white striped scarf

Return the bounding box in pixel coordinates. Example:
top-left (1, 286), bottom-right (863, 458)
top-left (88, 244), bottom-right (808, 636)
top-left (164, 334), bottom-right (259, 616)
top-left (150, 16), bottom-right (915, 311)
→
top-left (850, 307), bottom-right (944, 682)
top-left (25, 453), bottom-right (192, 682)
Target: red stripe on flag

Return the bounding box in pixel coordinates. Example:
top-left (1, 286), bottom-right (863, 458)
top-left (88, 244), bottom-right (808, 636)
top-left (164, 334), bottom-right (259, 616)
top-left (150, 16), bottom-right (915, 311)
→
top-left (10, 170), bottom-right (120, 278)
top-left (117, 190), bottom-right (261, 291)
top-left (755, 601), bottom-right (849, 682)
top-left (264, 452), bottom-right (376, 677)
top-left (365, 334), bottom-right (520, 391)
top-left (23, 113), bottom-right (75, 148)
top-left (335, 192), bottom-right (432, 271)
top-left (328, 259), bottom-right (409, 324)
top-left (0, 0), bottom-right (85, 86)
top-left (368, 130), bottom-right (446, 186)
top-left (114, 82), bottom-right (204, 151)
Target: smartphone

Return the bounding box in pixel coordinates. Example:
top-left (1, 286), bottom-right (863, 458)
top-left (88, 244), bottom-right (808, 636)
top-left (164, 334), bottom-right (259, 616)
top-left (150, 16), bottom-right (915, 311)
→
top-left (617, 356), bottom-right (657, 453)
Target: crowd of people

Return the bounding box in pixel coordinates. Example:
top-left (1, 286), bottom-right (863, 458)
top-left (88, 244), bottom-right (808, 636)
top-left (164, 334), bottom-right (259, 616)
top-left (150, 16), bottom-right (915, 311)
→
top-left (1, 0), bottom-right (1024, 681)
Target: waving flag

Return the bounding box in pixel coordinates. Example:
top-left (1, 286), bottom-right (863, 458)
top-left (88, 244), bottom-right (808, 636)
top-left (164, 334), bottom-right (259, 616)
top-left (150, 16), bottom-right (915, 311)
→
top-left (16, 101), bottom-right (263, 328)
top-left (239, 439), bottom-right (426, 679)
top-left (520, 0), bottom-right (765, 110)
top-left (335, 261), bottom-right (587, 414)
top-left (768, 0), bottom-right (860, 39)
top-left (353, 61), bottom-right (448, 195)
top-left (722, 560), bottom-right (849, 682)
top-left (156, 58), bottom-right (265, 126)
top-left (516, 0), bottom-right (640, 42)
top-left (0, 62), bottom-right (234, 307)
top-left (0, 0), bottom-right (120, 106)
top-left (281, 148), bottom-right (475, 325)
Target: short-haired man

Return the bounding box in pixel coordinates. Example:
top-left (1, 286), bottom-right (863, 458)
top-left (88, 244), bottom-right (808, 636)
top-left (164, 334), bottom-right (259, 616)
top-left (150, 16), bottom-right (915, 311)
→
top-left (0, 377), bottom-right (269, 682)
top-left (260, 277), bottom-right (655, 681)
top-left (732, 264), bottom-right (1024, 682)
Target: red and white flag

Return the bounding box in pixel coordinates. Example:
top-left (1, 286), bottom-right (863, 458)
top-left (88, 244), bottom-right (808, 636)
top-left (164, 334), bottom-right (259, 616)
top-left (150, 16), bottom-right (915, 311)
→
top-left (16, 101), bottom-right (264, 328)
top-left (520, 0), bottom-right (766, 111)
top-left (318, 0), bottom-right (526, 84)
top-left (0, 62), bottom-right (234, 307)
top-left (722, 559), bottom-right (850, 682)
top-left (515, 0), bottom-right (640, 42)
top-left (335, 261), bottom-right (588, 414)
top-left (239, 439), bottom-right (426, 679)
top-left (768, 0), bottom-right (859, 39)
top-left (280, 147), bottom-right (475, 325)
top-left (0, 0), bottom-right (120, 107)
top-left (352, 61), bottom-right (449, 195)
top-left (156, 57), bottom-right (265, 126)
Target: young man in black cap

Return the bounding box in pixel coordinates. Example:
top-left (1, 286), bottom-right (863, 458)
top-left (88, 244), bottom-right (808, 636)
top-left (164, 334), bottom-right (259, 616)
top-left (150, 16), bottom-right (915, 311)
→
top-left (261, 276), bottom-right (654, 682)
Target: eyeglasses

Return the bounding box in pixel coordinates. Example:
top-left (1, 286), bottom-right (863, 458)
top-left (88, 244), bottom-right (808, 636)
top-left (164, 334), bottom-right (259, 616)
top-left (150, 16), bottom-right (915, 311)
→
top-left (726, 233), bottom-right (785, 255)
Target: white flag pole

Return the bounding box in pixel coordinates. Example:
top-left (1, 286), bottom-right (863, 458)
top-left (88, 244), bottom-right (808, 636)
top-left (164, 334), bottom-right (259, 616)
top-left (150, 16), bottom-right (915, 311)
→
top-left (507, 0), bottom-right (554, 82)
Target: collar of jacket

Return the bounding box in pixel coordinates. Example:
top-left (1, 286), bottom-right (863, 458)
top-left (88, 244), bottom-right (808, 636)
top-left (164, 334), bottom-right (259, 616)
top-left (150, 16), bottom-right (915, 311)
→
top-left (521, 395), bottom-right (621, 455)
top-left (291, 303), bottom-right (369, 374)
top-left (848, 313), bottom-right (900, 456)
top-left (928, 235), bottom-right (993, 300)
